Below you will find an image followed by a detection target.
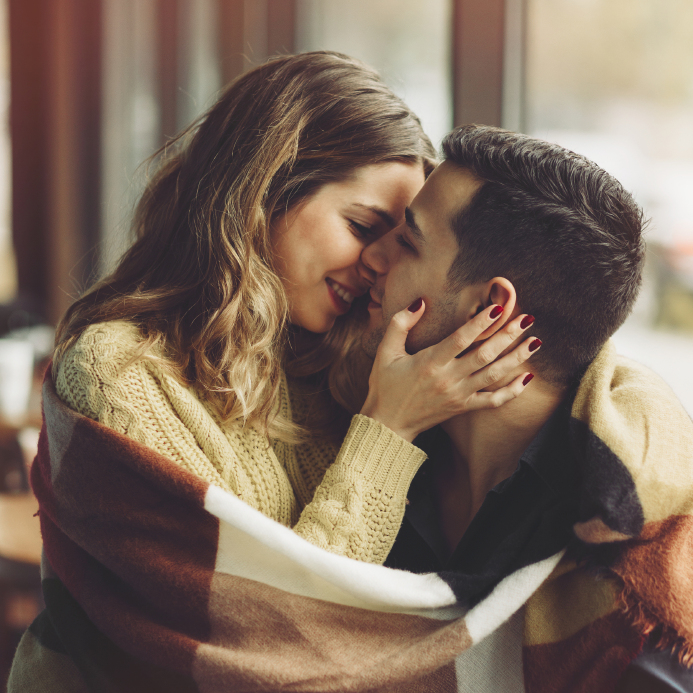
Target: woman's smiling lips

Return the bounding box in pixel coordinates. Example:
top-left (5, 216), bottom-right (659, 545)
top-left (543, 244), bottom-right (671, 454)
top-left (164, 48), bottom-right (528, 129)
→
top-left (326, 278), bottom-right (358, 314)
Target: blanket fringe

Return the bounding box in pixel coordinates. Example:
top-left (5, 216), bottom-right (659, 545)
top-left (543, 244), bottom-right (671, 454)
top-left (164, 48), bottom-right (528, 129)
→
top-left (616, 579), bottom-right (693, 668)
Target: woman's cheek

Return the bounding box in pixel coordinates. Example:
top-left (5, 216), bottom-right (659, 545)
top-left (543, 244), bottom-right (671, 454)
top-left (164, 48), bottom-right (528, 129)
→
top-left (345, 234), bottom-right (369, 264)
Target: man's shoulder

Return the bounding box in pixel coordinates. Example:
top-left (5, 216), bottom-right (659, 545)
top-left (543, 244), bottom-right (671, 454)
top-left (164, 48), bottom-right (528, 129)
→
top-left (572, 340), bottom-right (692, 452)
top-left (574, 340), bottom-right (687, 417)
top-left (570, 339), bottom-right (693, 537)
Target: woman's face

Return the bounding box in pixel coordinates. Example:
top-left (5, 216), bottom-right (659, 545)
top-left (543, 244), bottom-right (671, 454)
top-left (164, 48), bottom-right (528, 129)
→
top-left (271, 162), bottom-right (425, 333)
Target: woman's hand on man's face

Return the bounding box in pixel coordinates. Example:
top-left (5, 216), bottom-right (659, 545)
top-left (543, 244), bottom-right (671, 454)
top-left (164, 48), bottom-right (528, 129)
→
top-left (359, 302), bottom-right (540, 443)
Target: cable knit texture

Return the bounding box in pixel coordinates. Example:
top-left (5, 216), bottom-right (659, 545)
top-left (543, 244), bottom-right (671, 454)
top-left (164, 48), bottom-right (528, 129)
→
top-left (55, 320), bottom-right (426, 564)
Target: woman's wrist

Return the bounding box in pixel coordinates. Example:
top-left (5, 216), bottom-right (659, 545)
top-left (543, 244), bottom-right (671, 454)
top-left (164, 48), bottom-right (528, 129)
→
top-left (358, 403), bottom-right (417, 443)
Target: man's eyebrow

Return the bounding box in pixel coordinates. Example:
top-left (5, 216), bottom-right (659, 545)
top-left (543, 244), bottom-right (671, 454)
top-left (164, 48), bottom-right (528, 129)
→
top-left (404, 207), bottom-right (426, 244)
top-left (352, 203), bottom-right (397, 228)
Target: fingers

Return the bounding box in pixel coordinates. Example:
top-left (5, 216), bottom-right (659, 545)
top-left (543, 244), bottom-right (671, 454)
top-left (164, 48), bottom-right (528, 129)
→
top-left (478, 313), bottom-right (536, 365)
top-left (465, 334), bottom-right (540, 391)
top-left (430, 304), bottom-right (506, 365)
top-left (467, 371), bottom-right (533, 410)
top-left (376, 298), bottom-right (426, 358)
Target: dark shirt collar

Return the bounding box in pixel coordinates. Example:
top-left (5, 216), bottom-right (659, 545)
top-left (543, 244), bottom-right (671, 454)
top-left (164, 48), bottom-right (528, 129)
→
top-left (513, 394), bottom-right (575, 495)
top-left (411, 393), bottom-right (576, 503)
top-left (394, 393), bottom-right (579, 579)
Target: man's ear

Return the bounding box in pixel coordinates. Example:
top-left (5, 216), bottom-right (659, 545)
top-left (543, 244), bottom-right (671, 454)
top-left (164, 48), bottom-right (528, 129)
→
top-left (471, 277), bottom-right (517, 341)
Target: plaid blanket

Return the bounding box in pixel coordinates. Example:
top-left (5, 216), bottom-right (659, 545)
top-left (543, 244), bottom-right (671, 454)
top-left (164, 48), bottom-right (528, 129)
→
top-left (9, 341), bottom-right (693, 693)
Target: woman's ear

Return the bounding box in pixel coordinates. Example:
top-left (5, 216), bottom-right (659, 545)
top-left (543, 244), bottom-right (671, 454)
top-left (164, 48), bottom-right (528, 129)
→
top-left (472, 277), bottom-right (517, 341)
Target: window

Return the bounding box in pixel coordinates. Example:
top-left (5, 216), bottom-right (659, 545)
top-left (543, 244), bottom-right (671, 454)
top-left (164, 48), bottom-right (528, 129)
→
top-left (0, 0), bottom-right (13, 302)
top-left (296, 0), bottom-right (452, 147)
top-left (525, 0), bottom-right (693, 412)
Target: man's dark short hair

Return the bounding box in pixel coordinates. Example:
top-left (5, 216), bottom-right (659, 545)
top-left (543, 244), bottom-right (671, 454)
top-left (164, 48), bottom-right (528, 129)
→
top-left (442, 124), bottom-right (646, 385)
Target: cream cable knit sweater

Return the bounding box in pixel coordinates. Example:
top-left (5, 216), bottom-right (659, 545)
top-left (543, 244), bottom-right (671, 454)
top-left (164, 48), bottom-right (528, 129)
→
top-left (55, 321), bottom-right (426, 564)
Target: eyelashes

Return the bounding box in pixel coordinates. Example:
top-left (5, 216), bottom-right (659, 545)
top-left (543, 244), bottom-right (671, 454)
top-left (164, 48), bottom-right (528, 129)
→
top-left (349, 220), bottom-right (375, 238)
top-left (395, 233), bottom-right (414, 251)
top-left (350, 221), bottom-right (416, 252)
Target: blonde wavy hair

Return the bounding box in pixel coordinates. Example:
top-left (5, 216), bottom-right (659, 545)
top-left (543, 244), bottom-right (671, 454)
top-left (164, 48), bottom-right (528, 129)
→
top-left (54, 51), bottom-right (435, 441)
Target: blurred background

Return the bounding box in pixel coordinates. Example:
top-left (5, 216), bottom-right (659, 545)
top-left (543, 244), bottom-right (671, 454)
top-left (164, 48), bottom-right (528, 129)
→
top-left (0, 0), bottom-right (691, 686)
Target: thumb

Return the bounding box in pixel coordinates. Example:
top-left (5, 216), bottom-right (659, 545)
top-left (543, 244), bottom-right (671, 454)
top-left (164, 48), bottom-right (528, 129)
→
top-left (377, 298), bottom-right (425, 358)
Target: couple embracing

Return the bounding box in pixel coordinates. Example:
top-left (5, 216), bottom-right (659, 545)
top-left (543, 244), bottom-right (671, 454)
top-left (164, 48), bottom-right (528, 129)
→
top-left (10, 52), bottom-right (693, 693)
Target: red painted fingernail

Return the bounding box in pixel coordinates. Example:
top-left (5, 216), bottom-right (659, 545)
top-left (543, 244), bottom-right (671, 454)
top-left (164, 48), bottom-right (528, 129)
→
top-left (523, 373), bottom-right (534, 386)
top-left (408, 298), bottom-right (423, 312)
top-left (489, 305), bottom-right (503, 319)
top-left (529, 338), bottom-right (542, 352)
top-left (520, 315), bottom-right (535, 329)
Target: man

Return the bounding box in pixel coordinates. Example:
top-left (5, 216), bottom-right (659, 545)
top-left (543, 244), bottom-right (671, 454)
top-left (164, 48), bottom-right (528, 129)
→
top-left (360, 125), bottom-right (693, 691)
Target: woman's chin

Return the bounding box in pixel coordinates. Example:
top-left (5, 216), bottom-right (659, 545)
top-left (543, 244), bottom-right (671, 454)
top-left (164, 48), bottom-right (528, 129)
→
top-left (292, 314), bottom-right (337, 334)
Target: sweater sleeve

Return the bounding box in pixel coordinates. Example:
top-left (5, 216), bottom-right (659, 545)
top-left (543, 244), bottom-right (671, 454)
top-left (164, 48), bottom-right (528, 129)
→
top-left (291, 414), bottom-right (427, 565)
top-left (54, 323), bottom-right (235, 493)
top-left (56, 322), bottom-right (426, 565)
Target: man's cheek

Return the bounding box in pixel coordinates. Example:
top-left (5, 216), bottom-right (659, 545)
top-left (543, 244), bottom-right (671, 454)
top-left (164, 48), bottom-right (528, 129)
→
top-left (403, 303), bottom-right (447, 355)
top-left (387, 288), bottom-right (423, 315)
top-left (385, 268), bottom-right (421, 310)
top-left (404, 316), bottom-right (430, 355)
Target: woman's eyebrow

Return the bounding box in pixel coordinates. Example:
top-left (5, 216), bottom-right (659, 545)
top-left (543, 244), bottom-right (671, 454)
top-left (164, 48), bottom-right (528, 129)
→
top-left (352, 203), bottom-right (397, 228)
top-left (404, 207), bottom-right (426, 244)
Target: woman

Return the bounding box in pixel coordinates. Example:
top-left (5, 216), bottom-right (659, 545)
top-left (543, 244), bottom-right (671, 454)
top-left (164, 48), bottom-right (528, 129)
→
top-left (50, 51), bottom-right (535, 565)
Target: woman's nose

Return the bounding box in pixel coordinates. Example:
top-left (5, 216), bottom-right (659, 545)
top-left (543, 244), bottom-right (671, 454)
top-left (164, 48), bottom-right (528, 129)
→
top-left (361, 235), bottom-right (389, 276)
top-left (356, 256), bottom-right (376, 288)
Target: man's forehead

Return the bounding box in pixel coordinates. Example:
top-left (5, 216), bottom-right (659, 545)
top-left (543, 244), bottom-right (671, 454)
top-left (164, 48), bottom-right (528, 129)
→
top-left (408, 162), bottom-right (483, 246)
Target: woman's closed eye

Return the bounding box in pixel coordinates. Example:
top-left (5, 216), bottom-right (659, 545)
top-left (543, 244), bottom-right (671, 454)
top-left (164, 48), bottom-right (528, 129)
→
top-left (349, 220), bottom-right (376, 239)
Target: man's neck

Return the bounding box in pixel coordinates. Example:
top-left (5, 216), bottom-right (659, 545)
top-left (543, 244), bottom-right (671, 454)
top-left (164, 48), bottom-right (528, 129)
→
top-left (436, 379), bottom-right (567, 550)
